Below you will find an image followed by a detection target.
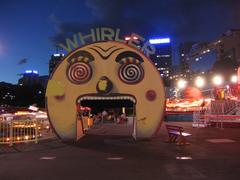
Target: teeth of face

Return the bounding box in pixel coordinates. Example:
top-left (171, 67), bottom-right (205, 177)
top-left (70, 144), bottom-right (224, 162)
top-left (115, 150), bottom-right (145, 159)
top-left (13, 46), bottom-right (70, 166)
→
top-left (78, 96), bottom-right (136, 103)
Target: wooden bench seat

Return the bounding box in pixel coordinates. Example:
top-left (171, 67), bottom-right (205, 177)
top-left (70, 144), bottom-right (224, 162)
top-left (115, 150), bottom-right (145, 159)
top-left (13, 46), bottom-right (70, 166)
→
top-left (166, 124), bottom-right (191, 145)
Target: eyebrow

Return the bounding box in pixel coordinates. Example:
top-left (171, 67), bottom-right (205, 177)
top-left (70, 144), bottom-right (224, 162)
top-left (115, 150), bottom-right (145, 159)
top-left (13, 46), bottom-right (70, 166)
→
top-left (88, 45), bottom-right (123, 60)
top-left (68, 50), bottom-right (94, 63)
top-left (115, 51), bottom-right (144, 64)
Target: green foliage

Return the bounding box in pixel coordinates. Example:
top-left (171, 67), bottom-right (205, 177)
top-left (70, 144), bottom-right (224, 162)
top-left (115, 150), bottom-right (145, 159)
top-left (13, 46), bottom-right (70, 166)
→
top-left (0, 82), bottom-right (45, 108)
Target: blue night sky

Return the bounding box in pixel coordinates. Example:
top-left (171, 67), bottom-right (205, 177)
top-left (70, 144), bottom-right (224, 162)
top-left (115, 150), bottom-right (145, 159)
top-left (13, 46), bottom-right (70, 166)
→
top-left (0, 0), bottom-right (239, 84)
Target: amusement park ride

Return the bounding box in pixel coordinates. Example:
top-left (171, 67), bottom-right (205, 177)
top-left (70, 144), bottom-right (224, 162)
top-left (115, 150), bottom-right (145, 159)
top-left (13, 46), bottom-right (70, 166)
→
top-left (191, 66), bottom-right (240, 128)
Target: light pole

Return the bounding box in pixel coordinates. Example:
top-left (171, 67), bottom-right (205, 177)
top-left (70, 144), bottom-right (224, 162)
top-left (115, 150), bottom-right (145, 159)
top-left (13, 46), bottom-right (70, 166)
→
top-left (176, 79), bottom-right (187, 98)
top-left (212, 75), bottom-right (223, 100)
top-left (230, 75), bottom-right (237, 83)
top-left (177, 79), bottom-right (187, 89)
top-left (212, 75), bottom-right (223, 86)
top-left (195, 76), bottom-right (205, 88)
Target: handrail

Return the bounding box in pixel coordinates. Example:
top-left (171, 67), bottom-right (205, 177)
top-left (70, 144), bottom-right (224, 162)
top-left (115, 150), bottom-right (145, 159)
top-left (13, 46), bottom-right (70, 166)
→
top-left (0, 118), bottom-right (51, 146)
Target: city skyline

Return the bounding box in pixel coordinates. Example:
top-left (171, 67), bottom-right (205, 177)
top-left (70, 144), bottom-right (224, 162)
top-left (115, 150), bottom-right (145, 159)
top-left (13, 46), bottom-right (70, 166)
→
top-left (0, 0), bottom-right (240, 84)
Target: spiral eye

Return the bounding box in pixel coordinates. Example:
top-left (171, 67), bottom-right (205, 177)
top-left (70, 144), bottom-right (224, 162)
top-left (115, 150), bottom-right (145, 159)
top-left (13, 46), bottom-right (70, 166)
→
top-left (119, 63), bottom-right (144, 84)
top-left (67, 62), bottom-right (92, 84)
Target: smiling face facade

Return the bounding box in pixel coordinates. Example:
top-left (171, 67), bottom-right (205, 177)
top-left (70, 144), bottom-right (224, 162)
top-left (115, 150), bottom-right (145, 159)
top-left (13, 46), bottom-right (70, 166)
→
top-left (46, 41), bottom-right (165, 141)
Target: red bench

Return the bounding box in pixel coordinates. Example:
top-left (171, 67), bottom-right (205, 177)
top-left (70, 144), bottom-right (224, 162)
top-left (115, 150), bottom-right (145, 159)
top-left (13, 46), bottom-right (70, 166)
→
top-left (166, 125), bottom-right (191, 145)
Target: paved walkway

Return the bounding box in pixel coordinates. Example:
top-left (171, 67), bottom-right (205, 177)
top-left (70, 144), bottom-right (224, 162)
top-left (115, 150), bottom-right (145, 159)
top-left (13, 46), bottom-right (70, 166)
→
top-left (0, 122), bottom-right (240, 180)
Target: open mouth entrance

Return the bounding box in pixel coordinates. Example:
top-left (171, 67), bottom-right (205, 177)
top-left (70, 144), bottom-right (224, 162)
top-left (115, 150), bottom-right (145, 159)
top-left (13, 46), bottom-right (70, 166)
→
top-left (76, 94), bottom-right (136, 140)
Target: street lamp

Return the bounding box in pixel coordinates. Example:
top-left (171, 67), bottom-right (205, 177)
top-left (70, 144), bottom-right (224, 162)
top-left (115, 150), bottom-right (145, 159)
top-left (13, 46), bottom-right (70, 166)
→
top-left (177, 79), bottom-right (187, 89)
top-left (212, 75), bottom-right (223, 86)
top-left (195, 76), bottom-right (205, 88)
top-left (231, 75), bottom-right (237, 83)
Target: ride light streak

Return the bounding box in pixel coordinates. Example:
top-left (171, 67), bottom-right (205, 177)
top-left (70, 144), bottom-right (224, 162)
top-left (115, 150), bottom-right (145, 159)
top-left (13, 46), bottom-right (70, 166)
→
top-left (106, 157), bottom-right (123, 160)
top-left (176, 156), bottom-right (192, 160)
top-left (40, 157), bottom-right (56, 160)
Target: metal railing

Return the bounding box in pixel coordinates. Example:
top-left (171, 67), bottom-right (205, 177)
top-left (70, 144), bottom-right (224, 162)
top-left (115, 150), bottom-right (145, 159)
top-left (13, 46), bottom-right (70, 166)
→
top-left (0, 118), bottom-right (50, 146)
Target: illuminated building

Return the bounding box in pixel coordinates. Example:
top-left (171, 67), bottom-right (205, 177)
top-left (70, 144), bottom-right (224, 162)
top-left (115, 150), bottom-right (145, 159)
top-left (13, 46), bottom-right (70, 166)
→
top-left (49, 53), bottom-right (64, 75)
top-left (215, 29), bottom-right (240, 63)
top-left (18, 70), bottom-right (39, 86)
top-left (149, 37), bottom-right (172, 85)
top-left (185, 29), bottom-right (240, 72)
top-left (179, 42), bottom-right (196, 75)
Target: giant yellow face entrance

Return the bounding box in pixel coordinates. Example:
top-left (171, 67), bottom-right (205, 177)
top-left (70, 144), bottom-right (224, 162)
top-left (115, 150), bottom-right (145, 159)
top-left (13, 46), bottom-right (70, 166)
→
top-left (46, 41), bottom-right (165, 141)
top-left (76, 94), bottom-right (136, 139)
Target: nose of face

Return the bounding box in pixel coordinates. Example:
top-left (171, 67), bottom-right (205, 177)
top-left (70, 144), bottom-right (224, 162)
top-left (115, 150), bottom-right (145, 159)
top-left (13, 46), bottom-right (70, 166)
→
top-left (96, 76), bottom-right (113, 95)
